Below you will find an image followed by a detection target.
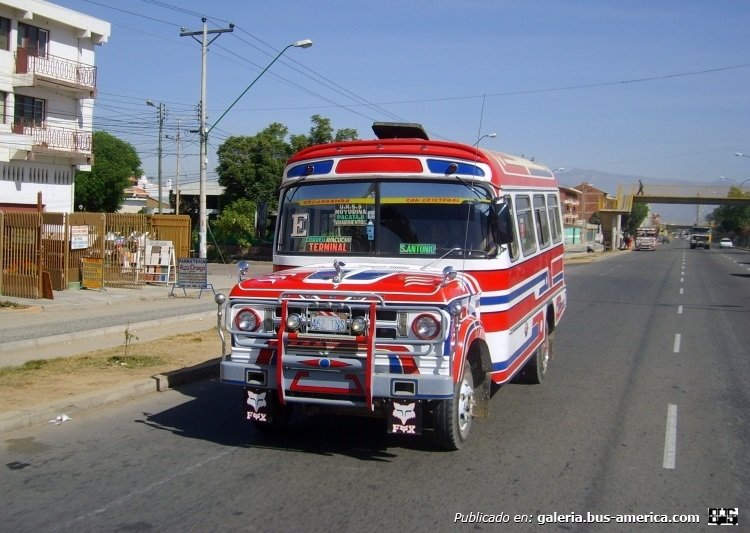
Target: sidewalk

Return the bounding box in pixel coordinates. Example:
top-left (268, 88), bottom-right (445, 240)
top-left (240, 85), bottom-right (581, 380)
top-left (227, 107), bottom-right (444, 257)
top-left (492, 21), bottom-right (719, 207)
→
top-left (0, 250), bottom-right (614, 434)
top-left (0, 262), bottom-right (273, 367)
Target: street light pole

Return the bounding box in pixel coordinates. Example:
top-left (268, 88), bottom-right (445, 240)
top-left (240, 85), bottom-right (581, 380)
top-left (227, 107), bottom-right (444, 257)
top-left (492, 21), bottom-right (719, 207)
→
top-left (146, 100), bottom-right (166, 213)
top-left (203, 38), bottom-right (312, 247)
top-left (207, 39), bottom-right (313, 136)
top-left (719, 176), bottom-right (750, 189)
top-left (472, 132), bottom-right (496, 147)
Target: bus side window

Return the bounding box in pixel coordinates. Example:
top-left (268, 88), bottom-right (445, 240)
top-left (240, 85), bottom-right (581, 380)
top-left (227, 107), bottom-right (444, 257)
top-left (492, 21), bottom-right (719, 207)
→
top-left (534, 194), bottom-right (551, 249)
top-left (503, 195), bottom-right (520, 261)
top-left (547, 193), bottom-right (563, 243)
top-left (516, 195), bottom-right (537, 257)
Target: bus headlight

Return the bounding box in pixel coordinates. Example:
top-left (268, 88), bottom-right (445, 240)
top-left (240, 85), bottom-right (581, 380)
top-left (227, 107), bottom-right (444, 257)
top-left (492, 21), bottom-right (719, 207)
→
top-left (412, 314), bottom-right (440, 340)
top-left (235, 308), bottom-right (260, 332)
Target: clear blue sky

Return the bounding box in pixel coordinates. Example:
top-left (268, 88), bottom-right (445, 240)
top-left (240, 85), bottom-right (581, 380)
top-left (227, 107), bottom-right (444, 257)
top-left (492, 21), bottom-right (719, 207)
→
top-left (57, 0), bottom-right (750, 192)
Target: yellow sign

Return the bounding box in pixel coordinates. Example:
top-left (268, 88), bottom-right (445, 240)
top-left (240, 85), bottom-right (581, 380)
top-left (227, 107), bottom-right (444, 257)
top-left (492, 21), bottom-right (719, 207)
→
top-left (81, 257), bottom-right (104, 290)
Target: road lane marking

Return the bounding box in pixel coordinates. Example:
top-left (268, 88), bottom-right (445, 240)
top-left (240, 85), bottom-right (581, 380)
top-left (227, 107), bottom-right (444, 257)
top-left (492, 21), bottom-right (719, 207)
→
top-left (679, 288), bottom-right (684, 295)
top-left (663, 404), bottom-right (678, 469)
top-left (677, 305), bottom-right (683, 314)
top-left (673, 333), bottom-right (681, 353)
top-left (680, 277), bottom-right (684, 283)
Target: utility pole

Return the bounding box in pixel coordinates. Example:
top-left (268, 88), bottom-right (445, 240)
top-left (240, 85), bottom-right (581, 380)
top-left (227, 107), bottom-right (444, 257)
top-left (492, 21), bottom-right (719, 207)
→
top-left (146, 100), bottom-right (166, 213)
top-left (175, 118), bottom-right (181, 215)
top-left (167, 117), bottom-right (182, 215)
top-left (180, 18), bottom-right (234, 259)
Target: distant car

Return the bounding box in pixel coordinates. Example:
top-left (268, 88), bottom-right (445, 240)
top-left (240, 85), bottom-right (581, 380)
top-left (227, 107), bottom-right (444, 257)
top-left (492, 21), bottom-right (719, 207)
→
top-left (719, 238), bottom-right (733, 249)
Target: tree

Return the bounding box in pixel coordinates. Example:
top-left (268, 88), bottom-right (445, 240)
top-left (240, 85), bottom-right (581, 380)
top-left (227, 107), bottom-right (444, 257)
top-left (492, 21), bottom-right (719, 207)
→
top-left (211, 198), bottom-right (257, 255)
top-left (75, 131), bottom-right (142, 212)
top-left (216, 122), bottom-right (290, 210)
top-left (289, 115), bottom-right (358, 153)
top-left (710, 186), bottom-right (750, 246)
top-left (216, 116), bottom-right (359, 240)
top-left (622, 202), bottom-right (650, 235)
top-left (216, 123), bottom-right (290, 241)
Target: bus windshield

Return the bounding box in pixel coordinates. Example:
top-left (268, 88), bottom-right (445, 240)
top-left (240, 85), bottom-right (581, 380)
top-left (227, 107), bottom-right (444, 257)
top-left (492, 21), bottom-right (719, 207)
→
top-left (276, 180), bottom-right (494, 258)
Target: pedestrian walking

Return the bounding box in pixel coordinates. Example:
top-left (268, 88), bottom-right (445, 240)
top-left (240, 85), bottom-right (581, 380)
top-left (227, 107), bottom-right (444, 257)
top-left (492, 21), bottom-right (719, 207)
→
top-left (637, 179), bottom-right (644, 195)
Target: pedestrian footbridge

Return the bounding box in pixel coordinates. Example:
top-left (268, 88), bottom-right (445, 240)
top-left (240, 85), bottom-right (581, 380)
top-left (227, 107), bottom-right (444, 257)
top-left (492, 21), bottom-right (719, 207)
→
top-left (627, 184), bottom-right (750, 206)
top-left (595, 185), bottom-right (750, 216)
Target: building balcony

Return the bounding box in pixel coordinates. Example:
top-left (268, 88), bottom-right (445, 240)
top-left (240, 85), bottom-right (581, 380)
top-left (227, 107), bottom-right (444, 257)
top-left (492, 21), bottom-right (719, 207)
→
top-left (11, 122), bottom-right (92, 165)
top-left (14, 49), bottom-right (97, 98)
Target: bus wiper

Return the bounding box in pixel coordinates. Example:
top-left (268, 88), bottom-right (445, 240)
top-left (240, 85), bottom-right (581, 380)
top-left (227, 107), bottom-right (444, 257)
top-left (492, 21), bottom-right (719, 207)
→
top-left (420, 247), bottom-right (462, 270)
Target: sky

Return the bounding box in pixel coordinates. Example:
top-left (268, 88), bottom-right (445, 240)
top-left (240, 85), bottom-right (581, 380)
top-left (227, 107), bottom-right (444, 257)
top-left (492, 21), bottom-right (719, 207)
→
top-left (54, 0), bottom-right (750, 195)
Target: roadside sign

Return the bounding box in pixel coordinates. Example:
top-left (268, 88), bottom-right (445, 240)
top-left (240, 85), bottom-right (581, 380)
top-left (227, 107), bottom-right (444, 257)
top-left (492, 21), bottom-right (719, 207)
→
top-left (171, 258), bottom-right (213, 297)
top-left (81, 257), bottom-right (104, 290)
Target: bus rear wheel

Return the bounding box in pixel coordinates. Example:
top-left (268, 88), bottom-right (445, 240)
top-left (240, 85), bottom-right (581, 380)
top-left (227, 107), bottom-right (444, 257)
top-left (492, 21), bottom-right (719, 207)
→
top-left (517, 320), bottom-right (552, 384)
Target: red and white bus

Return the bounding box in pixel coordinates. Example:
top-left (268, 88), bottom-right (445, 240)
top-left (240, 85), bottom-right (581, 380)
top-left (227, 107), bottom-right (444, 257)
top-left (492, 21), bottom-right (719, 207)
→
top-left (218, 122), bottom-right (566, 449)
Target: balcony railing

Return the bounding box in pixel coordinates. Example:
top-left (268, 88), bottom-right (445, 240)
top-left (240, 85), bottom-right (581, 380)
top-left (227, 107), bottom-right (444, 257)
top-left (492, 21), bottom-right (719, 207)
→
top-left (15, 49), bottom-right (97, 96)
top-left (12, 122), bottom-right (92, 159)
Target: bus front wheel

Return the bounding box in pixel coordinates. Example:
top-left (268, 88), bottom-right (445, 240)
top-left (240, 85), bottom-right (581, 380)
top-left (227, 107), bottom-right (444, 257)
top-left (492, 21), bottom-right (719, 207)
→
top-left (433, 361), bottom-right (474, 450)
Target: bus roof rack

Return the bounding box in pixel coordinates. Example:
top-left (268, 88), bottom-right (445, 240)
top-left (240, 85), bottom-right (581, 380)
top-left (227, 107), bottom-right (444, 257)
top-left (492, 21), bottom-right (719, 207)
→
top-left (372, 122), bottom-right (429, 140)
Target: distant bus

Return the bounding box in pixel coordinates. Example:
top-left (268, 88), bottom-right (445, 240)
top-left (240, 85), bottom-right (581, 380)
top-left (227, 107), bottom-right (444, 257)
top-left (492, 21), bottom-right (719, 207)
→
top-left (690, 226), bottom-right (711, 249)
top-left (634, 227), bottom-right (657, 251)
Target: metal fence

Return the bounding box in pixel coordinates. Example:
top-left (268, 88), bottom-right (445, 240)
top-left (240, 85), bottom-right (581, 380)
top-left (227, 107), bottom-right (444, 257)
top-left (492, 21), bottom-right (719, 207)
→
top-left (0, 211), bottom-right (43, 298)
top-left (0, 212), bottom-right (191, 299)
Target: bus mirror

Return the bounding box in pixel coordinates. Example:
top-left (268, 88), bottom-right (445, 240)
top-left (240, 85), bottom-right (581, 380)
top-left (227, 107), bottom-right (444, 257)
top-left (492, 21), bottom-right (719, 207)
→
top-left (491, 199), bottom-right (514, 245)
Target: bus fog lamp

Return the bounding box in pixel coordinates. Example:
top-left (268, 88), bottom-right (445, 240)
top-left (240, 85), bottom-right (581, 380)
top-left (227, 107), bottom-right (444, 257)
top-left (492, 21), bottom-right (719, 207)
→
top-left (351, 316), bottom-right (367, 334)
top-left (286, 313), bottom-right (302, 331)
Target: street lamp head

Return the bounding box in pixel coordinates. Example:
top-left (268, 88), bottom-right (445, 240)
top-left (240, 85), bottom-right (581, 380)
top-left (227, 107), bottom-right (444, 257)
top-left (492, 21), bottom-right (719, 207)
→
top-left (473, 132), bottom-right (497, 146)
top-left (293, 39), bottom-right (313, 49)
top-left (736, 152), bottom-right (750, 158)
top-left (146, 100), bottom-right (155, 107)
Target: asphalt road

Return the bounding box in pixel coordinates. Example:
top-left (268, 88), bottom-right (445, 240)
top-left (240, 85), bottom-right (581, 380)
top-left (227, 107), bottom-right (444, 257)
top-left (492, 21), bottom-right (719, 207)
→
top-left (1, 241), bottom-right (748, 532)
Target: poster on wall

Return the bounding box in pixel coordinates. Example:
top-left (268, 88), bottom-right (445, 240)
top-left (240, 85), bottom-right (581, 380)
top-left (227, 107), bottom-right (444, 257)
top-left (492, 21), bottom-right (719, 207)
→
top-left (70, 225), bottom-right (89, 250)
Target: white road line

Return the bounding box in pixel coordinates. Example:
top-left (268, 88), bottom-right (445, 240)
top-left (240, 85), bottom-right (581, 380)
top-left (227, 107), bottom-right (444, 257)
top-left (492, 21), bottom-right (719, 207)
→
top-left (680, 277), bottom-right (684, 283)
top-left (677, 305), bottom-right (683, 314)
top-left (679, 287), bottom-right (684, 295)
top-left (673, 333), bottom-right (681, 353)
top-left (663, 404), bottom-right (678, 469)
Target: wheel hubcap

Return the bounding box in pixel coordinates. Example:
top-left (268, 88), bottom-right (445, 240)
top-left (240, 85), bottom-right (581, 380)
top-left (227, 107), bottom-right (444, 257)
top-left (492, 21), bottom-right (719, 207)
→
top-left (540, 337), bottom-right (549, 373)
top-left (457, 378), bottom-right (474, 432)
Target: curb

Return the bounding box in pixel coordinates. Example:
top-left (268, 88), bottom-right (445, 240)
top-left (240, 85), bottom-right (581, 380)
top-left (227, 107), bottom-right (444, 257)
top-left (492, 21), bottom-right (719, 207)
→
top-left (0, 311), bottom-right (215, 354)
top-left (0, 358), bottom-right (220, 435)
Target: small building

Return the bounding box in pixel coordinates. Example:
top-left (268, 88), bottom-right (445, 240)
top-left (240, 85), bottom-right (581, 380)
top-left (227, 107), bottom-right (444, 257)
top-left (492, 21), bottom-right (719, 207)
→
top-left (120, 175), bottom-right (171, 214)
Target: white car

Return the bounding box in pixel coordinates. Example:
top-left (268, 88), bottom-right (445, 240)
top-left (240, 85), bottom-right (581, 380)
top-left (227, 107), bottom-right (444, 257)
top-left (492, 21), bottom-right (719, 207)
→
top-left (719, 238), bottom-right (733, 249)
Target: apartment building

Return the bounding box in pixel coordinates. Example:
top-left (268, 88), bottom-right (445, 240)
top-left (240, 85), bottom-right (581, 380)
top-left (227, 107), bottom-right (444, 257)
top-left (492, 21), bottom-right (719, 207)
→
top-left (0, 0), bottom-right (109, 212)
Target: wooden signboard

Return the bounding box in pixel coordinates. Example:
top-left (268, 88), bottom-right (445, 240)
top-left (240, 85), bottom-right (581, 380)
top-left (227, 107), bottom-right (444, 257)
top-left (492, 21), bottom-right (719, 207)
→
top-left (81, 257), bottom-right (104, 290)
